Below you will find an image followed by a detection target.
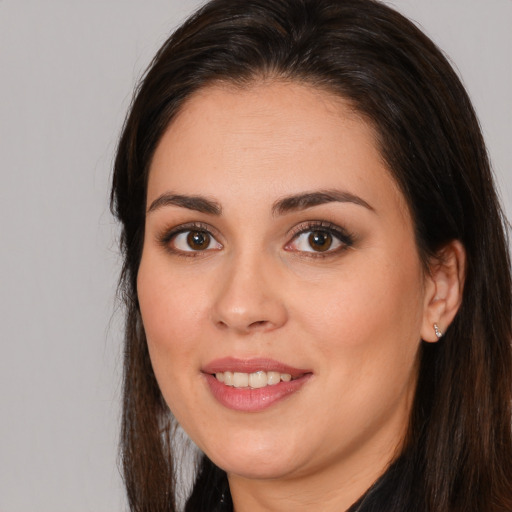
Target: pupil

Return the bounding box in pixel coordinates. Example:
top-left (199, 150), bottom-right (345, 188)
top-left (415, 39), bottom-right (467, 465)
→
top-left (308, 231), bottom-right (332, 252)
top-left (187, 231), bottom-right (210, 250)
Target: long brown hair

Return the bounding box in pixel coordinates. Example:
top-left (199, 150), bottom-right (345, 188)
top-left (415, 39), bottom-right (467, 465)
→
top-left (111, 0), bottom-right (512, 510)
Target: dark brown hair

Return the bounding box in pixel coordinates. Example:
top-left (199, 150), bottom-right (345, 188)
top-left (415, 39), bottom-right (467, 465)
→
top-left (111, 0), bottom-right (512, 510)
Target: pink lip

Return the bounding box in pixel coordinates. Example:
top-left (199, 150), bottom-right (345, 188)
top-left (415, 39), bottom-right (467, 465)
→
top-left (202, 357), bottom-right (310, 377)
top-left (202, 357), bottom-right (312, 412)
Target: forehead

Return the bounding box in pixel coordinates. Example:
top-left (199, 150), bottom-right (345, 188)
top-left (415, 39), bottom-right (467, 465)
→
top-left (147, 80), bottom-right (408, 218)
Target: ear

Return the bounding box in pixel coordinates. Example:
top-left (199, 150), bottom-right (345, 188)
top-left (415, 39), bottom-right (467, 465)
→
top-left (421, 240), bottom-right (466, 342)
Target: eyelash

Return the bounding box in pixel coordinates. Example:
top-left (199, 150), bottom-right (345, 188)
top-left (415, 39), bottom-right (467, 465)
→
top-left (157, 222), bottom-right (222, 257)
top-left (286, 221), bottom-right (355, 258)
top-left (157, 220), bottom-right (355, 257)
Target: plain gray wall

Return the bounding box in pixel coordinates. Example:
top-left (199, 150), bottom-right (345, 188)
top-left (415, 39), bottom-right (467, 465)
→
top-left (0, 1), bottom-right (510, 511)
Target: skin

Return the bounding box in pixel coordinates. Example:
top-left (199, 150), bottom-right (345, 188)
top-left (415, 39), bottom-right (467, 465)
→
top-left (137, 81), bottom-right (464, 511)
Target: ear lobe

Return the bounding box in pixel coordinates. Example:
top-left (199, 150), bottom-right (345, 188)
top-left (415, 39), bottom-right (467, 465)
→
top-left (421, 240), bottom-right (466, 342)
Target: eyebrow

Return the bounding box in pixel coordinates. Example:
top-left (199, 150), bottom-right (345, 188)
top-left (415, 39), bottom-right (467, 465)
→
top-left (272, 189), bottom-right (375, 216)
top-left (147, 193), bottom-right (222, 215)
top-left (146, 189), bottom-right (374, 216)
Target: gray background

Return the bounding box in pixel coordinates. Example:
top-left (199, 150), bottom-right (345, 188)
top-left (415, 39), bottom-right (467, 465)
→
top-left (0, 1), bottom-right (510, 511)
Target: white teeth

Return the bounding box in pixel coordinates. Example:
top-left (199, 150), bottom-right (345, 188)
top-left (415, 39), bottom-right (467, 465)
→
top-left (267, 371), bottom-right (281, 385)
top-left (214, 370), bottom-right (294, 388)
top-left (233, 372), bottom-right (249, 388)
top-left (249, 371), bottom-right (267, 389)
top-left (224, 371), bottom-right (234, 386)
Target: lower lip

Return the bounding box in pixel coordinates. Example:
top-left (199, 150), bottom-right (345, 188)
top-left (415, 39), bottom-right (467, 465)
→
top-left (204, 373), bottom-right (311, 412)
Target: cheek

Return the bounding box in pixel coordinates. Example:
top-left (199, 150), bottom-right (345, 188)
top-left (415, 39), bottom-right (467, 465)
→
top-left (138, 246), bottom-right (207, 334)
top-left (136, 253), bottom-right (208, 391)
top-left (293, 249), bottom-right (425, 375)
top-left (297, 255), bottom-right (425, 435)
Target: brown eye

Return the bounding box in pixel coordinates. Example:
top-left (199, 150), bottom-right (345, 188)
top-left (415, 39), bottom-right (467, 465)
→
top-left (286, 225), bottom-right (350, 255)
top-left (186, 231), bottom-right (211, 250)
top-left (308, 231), bottom-right (332, 252)
top-left (169, 229), bottom-right (222, 253)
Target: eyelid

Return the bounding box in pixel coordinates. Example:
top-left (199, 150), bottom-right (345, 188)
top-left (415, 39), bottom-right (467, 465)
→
top-left (157, 221), bottom-right (223, 254)
top-left (156, 220), bottom-right (354, 256)
top-left (284, 220), bottom-right (355, 254)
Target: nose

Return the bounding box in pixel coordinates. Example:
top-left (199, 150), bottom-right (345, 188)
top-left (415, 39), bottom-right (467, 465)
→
top-left (211, 251), bottom-right (288, 334)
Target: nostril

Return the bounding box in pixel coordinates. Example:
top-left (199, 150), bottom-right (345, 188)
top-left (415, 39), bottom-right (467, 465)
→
top-left (214, 318), bottom-right (273, 332)
top-left (249, 320), bottom-right (268, 329)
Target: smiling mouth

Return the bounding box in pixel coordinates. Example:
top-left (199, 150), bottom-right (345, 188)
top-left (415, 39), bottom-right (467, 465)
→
top-left (214, 370), bottom-right (295, 388)
top-left (202, 357), bottom-right (312, 411)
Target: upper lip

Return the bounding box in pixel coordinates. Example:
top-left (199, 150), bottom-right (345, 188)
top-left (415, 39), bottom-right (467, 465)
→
top-left (202, 357), bottom-right (311, 378)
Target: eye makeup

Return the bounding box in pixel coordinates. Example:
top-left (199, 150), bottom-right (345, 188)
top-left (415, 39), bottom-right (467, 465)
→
top-left (285, 220), bottom-right (356, 258)
top-left (155, 218), bottom-right (355, 259)
top-left (156, 221), bottom-right (223, 257)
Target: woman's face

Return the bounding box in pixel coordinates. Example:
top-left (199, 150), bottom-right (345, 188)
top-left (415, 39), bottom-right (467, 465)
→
top-left (138, 82), bottom-right (436, 488)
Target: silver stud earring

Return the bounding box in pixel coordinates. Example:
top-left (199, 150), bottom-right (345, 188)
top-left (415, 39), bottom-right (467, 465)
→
top-left (433, 323), bottom-right (443, 339)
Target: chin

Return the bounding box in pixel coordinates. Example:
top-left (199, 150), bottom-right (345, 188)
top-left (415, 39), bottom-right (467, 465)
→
top-left (218, 457), bottom-right (298, 481)
top-left (204, 434), bottom-right (302, 480)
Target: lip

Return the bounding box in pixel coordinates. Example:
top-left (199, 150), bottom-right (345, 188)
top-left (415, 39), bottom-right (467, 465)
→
top-left (202, 357), bottom-right (310, 377)
top-left (202, 357), bottom-right (312, 412)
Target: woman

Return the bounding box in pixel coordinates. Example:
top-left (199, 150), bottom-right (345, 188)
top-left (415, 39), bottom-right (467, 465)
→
top-left (111, 0), bottom-right (512, 510)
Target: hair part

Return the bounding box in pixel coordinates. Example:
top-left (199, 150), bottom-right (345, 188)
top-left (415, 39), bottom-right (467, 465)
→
top-left (111, 1), bottom-right (512, 510)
